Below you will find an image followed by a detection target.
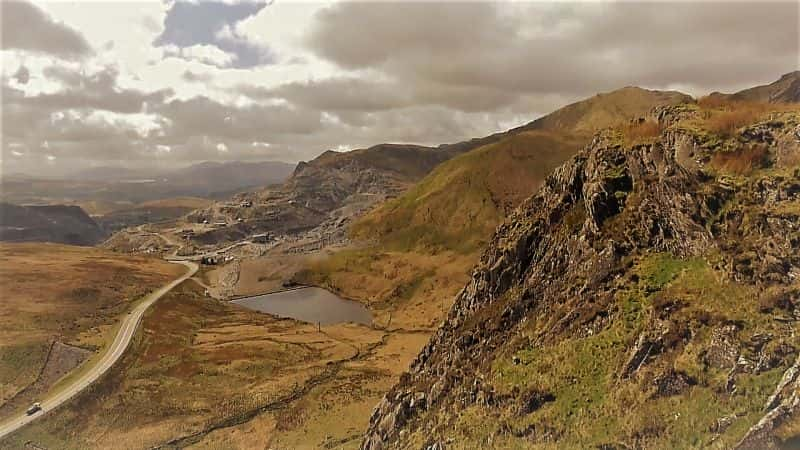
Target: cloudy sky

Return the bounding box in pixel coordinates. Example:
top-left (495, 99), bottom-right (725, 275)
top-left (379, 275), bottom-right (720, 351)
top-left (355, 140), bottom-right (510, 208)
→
top-left (1, 0), bottom-right (798, 177)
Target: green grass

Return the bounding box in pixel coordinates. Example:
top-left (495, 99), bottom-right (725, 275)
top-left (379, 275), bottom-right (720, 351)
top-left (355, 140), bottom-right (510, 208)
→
top-left (351, 131), bottom-right (584, 256)
top-left (482, 252), bottom-right (796, 448)
top-left (638, 253), bottom-right (706, 292)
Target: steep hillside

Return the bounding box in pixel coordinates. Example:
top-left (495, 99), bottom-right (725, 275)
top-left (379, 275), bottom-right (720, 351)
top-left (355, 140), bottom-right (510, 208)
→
top-left (348, 131), bottom-right (580, 254)
top-left (351, 87), bottom-right (691, 254)
top-left (363, 103), bottom-right (800, 448)
top-left (353, 73), bottom-right (799, 257)
top-left (0, 203), bottom-right (105, 246)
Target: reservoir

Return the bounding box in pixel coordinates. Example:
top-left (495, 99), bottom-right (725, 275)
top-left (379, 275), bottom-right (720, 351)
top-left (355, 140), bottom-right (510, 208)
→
top-left (231, 287), bottom-right (373, 326)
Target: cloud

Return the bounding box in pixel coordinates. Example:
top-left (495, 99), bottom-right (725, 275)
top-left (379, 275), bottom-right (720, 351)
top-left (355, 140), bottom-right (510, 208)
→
top-left (3, 1), bottom-right (798, 178)
top-left (1, 0), bottom-right (92, 59)
top-left (182, 70), bottom-right (213, 83)
top-left (251, 76), bottom-right (523, 114)
top-left (164, 44), bottom-right (236, 68)
top-left (153, 0), bottom-right (273, 68)
top-left (5, 66), bottom-right (174, 117)
top-left (306, 2), bottom-right (799, 100)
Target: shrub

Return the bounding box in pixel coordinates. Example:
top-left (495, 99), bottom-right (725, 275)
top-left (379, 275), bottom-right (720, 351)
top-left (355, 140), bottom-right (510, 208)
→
top-left (706, 109), bottom-right (764, 138)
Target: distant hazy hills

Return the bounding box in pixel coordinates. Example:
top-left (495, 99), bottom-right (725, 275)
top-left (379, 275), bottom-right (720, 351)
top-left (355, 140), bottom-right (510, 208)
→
top-left (0, 160), bottom-right (294, 245)
top-left (1, 160), bottom-right (295, 206)
top-left (71, 160), bottom-right (294, 187)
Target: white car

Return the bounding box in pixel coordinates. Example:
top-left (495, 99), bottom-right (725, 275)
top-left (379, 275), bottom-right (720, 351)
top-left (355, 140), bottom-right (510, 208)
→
top-left (26, 402), bottom-right (41, 415)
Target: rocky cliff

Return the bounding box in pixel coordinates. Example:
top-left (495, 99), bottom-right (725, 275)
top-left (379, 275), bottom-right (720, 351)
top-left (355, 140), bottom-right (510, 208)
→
top-left (363, 103), bottom-right (800, 449)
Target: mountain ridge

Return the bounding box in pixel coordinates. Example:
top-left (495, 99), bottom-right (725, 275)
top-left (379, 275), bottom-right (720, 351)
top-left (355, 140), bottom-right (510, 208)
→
top-left (361, 100), bottom-right (800, 449)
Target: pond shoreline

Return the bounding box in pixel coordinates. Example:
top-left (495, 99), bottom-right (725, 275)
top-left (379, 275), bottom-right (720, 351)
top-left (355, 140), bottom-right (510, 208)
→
top-left (226, 284), bottom-right (309, 302)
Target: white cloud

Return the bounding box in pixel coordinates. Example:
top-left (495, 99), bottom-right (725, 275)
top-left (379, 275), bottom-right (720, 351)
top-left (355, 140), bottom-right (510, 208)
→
top-left (164, 44), bottom-right (236, 68)
top-left (216, 142), bottom-right (229, 152)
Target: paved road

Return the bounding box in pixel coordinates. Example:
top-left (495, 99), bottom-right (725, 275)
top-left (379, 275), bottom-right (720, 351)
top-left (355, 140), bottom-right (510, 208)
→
top-left (0, 260), bottom-right (198, 441)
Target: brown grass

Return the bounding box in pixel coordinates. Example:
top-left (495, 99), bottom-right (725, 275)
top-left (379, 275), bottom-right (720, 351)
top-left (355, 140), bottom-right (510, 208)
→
top-left (4, 280), bottom-right (424, 450)
top-left (697, 96), bottom-right (792, 138)
top-left (0, 242), bottom-right (184, 409)
top-left (711, 144), bottom-right (770, 175)
top-left (707, 109), bottom-right (765, 138)
top-left (622, 118), bottom-right (663, 144)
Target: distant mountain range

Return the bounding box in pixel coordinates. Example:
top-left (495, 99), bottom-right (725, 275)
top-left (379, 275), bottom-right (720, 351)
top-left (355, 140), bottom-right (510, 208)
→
top-left (68, 160), bottom-right (295, 186)
top-left (1, 160), bottom-right (295, 206)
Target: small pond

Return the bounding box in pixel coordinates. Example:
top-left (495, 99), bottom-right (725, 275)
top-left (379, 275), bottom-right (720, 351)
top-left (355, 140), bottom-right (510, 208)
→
top-left (231, 287), bottom-right (373, 326)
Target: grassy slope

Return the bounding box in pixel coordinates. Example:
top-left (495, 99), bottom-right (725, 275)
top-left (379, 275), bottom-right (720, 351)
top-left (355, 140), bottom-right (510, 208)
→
top-left (351, 131), bottom-right (583, 254)
top-left (0, 243), bottom-right (183, 405)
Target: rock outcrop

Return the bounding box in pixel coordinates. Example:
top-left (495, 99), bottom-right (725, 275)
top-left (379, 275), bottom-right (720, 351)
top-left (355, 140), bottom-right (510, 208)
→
top-left (363, 104), bottom-right (800, 449)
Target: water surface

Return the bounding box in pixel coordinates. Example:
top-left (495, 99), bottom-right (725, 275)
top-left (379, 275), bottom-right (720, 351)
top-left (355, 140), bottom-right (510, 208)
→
top-left (232, 287), bottom-right (372, 326)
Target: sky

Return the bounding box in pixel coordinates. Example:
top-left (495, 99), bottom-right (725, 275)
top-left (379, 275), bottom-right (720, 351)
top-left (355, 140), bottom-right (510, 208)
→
top-left (1, 0), bottom-right (798, 177)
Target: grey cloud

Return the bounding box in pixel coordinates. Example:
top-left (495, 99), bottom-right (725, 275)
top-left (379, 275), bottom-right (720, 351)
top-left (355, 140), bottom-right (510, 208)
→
top-left (5, 1), bottom-right (799, 177)
top-left (244, 78), bottom-right (412, 112)
top-left (154, 0), bottom-right (273, 68)
top-left (155, 96), bottom-right (323, 141)
top-left (12, 65), bottom-right (30, 84)
top-left (307, 2), bottom-right (798, 103)
top-left (19, 66), bottom-right (174, 114)
top-left (243, 77), bottom-right (519, 114)
top-left (308, 2), bottom-right (503, 70)
top-left (1, 0), bottom-right (92, 58)
top-left (2, 66), bottom-right (173, 156)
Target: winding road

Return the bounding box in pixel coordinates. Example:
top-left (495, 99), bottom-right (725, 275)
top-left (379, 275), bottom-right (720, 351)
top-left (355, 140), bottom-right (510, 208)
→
top-left (0, 260), bottom-right (198, 441)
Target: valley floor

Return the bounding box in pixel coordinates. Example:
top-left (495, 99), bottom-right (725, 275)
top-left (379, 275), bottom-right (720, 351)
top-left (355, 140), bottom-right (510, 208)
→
top-left (2, 261), bottom-right (442, 449)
